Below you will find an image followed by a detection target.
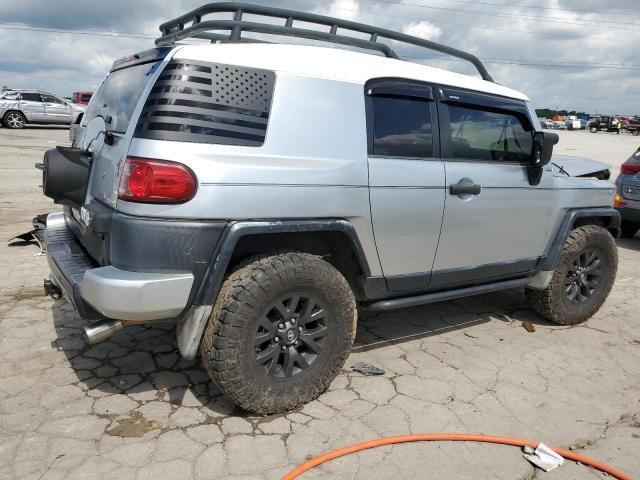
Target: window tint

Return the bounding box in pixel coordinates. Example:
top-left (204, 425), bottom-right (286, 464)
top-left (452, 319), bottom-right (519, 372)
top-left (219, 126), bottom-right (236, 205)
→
top-left (371, 96), bottom-right (433, 158)
top-left (84, 61), bottom-right (160, 133)
top-left (20, 93), bottom-right (42, 102)
top-left (446, 104), bottom-right (533, 162)
top-left (41, 94), bottom-right (65, 104)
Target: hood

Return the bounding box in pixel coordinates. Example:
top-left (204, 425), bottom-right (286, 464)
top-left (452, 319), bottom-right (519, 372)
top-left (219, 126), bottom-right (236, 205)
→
top-left (551, 155), bottom-right (610, 179)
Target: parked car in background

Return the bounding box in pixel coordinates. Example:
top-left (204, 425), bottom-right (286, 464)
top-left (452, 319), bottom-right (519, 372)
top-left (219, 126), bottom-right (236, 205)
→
top-left (615, 146), bottom-right (640, 237)
top-left (0, 90), bottom-right (85, 129)
top-left (72, 91), bottom-right (93, 105)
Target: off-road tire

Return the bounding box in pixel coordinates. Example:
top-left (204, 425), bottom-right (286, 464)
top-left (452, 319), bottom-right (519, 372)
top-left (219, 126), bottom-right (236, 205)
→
top-left (526, 225), bottom-right (617, 325)
top-left (620, 221), bottom-right (639, 239)
top-left (3, 111), bottom-right (26, 129)
top-left (200, 251), bottom-right (357, 414)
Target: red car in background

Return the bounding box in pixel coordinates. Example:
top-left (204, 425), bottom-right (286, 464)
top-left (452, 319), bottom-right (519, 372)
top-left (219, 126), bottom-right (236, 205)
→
top-left (71, 91), bottom-right (93, 105)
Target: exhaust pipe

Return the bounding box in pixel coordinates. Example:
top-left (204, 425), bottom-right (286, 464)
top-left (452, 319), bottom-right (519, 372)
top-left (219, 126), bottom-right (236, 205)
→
top-left (84, 319), bottom-right (123, 344)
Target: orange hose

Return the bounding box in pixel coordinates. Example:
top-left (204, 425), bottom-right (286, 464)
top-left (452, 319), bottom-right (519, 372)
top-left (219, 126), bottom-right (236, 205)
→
top-left (282, 433), bottom-right (633, 480)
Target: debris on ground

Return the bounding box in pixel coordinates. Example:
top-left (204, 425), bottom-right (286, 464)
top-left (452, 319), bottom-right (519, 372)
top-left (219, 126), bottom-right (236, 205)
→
top-left (464, 331), bottom-right (478, 339)
top-left (522, 321), bottom-right (536, 333)
top-left (523, 443), bottom-right (564, 472)
top-left (7, 214), bottom-right (48, 253)
top-left (351, 362), bottom-right (385, 376)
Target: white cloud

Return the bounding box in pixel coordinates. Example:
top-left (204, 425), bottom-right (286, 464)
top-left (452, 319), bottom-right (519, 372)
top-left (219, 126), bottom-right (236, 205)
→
top-left (403, 21), bottom-right (442, 41)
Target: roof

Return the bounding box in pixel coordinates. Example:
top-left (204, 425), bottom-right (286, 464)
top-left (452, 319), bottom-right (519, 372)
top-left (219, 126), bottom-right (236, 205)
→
top-left (174, 43), bottom-right (529, 101)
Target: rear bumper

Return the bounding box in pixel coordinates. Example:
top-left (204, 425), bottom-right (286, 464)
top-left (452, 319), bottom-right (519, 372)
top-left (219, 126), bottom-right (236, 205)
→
top-left (45, 212), bottom-right (194, 321)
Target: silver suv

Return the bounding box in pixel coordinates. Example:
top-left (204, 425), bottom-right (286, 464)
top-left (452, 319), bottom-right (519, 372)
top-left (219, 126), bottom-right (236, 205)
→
top-left (1, 89), bottom-right (84, 129)
top-left (39, 3), bottom-right (620, 414)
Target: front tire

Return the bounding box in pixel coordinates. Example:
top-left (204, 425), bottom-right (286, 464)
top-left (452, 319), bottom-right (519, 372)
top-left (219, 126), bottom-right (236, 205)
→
top-left (3, 111), bottom-right (26, 129)
top-left (201, 251), bottom-right (357, 414)
top-left (589, 126), bottom-right (598, 133)
top-left (526, 225), bottom-right (617, 325)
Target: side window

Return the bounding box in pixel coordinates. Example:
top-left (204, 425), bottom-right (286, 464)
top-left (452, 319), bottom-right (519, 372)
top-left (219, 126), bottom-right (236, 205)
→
top-left (445, 104), bottom-right (533, 163)
top-left (370, 96), bottom-right (434, 158)
top-left (41, 94), bottom-right (65, 104)
top-left (20, 93), bottom-right (42, 102)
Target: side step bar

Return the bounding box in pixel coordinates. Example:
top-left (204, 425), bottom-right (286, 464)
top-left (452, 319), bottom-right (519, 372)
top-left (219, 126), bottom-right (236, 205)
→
top-left (362, 278), bottom-right (529, 312)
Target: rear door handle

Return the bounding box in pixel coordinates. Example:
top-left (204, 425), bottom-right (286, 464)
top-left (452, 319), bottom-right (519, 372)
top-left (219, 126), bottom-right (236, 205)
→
top-left (449, 181), bottom-right (482, 196)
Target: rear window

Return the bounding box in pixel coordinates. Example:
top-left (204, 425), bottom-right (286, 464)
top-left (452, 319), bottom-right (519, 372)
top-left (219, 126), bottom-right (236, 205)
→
top-left (83, 61), bottom-right (161, 133)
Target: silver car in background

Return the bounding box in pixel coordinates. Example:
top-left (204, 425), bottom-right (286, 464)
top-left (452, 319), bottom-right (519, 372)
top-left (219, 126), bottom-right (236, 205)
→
top-left (0, 90), bottom-right (85, 129)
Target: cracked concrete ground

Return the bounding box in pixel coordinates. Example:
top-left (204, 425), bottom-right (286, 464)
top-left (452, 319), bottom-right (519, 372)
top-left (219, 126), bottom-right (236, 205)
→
top-left (1, 127), bottom-right (639, 479)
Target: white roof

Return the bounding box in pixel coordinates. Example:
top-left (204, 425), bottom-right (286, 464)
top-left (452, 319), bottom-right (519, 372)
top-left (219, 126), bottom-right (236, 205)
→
top-left (174, 43), bottom-right (529, 101)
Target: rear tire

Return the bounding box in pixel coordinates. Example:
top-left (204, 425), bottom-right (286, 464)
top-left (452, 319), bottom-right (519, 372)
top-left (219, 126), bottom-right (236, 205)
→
top-left (526, 225), bottom-right (617, 325)
top-left (3, 111), bottom-right (26, 129)
top-left (632, 130), bottom-right (640, 137)
top-left (200, 251), bottom-right (357, 414)
top-left (620, 221), bottom-right (640, 239)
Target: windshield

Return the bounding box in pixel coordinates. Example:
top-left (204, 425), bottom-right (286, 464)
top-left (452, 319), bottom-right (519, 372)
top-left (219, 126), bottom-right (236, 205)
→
top-left (83, 61), bottom-right (160, 133)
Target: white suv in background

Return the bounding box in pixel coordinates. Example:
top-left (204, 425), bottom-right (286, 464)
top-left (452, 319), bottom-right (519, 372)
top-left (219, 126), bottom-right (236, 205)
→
top-left (0, 90), bottom-right (84, 129)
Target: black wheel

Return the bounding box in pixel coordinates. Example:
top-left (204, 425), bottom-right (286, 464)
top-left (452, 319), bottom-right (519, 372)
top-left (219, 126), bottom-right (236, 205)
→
top-left (526, 225), bottom-right (617, 325)
top-left (589, 126), bottom-right (598, 133)
top-left (620, 221), bottom-right (640, 239)
top-left (200, 251), bottom-right (357, 414)
top-left (632, 130), bottom-right (640, 137)
top-left (3, 111), bottom-right (26, 129)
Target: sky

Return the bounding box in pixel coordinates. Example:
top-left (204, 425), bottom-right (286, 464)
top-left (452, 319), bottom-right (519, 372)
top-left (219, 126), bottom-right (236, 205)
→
top-left (1, 0), bottom-right (639, 115)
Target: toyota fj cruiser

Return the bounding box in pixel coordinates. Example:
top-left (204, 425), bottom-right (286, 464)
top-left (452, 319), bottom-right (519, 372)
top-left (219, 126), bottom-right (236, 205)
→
top-left (39, 3), bottom-right (619, 414)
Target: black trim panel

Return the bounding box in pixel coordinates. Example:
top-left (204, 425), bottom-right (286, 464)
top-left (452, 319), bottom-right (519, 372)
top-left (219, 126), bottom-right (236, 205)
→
top-left (540, 208), bottom-right (620, 271)
top-left (386, 271), bottom-right (431, 292)
top-left (194, 219), bottom-right (372, 306)
top-left (430, 257), bottom-right (541, 288)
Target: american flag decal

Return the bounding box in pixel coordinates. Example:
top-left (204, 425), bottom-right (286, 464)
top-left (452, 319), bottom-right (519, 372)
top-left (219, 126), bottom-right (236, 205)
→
top-left (135, 61), bottom-right (274, 146)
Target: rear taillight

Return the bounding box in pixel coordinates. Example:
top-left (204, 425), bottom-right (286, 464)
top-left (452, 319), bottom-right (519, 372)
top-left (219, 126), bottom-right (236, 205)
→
top-left (614, 194), bottom-right (626, 208)
top-left (118, 157), bottom-right (196, 203)
top-left (620, 162), bottom-right (640, 176)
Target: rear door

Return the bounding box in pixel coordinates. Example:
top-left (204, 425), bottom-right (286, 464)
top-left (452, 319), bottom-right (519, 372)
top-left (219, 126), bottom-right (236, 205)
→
top-left (18, 92), bottom-right (46, 122)
top-left (431, 88), bottom-right (554, 287)
top-left (41, 93), bottom-right (73, 123)
top-left (79, 49), bottom-right (170, 208)
top-left (366, 78), bottom-right (446, 293)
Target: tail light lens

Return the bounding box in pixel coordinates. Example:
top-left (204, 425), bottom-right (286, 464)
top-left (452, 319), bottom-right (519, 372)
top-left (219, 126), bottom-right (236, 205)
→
top-left (620, 162), bottom-right (640, 176)
top-left (614, 194), bottom-right (626, 207)
top-left (118, 157), bottom-right (196, 203)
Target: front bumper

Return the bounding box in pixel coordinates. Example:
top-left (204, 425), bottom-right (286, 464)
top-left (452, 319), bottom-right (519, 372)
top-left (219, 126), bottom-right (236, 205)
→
top-left (616, 206), bottom-right (640, 223)
top-left (45, 212), bottom-right (194, 321)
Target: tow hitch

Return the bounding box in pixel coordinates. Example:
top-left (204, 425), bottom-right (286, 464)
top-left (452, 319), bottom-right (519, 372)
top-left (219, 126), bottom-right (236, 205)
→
top-left (43, 279), bottom-right (62, 299)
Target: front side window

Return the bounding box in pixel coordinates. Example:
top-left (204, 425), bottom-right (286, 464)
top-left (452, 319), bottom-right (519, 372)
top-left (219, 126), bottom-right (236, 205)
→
top-left (445, 104), bottom-right (533, 163)
top-left (370, 96), bottom-right (433, 158)
top-left (20, 93), bottom-right (42, 102)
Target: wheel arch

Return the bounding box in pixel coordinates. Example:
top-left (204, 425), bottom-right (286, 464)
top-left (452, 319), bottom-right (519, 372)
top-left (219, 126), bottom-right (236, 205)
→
top-left (3, 109), bottom-right (26, 125)
top-left (540, 208), bottom-right (620, 272)
top-left (194, 219), bottom-right (371, 308)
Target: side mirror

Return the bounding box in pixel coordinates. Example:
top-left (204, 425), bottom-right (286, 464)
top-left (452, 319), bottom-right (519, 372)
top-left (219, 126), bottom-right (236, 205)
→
top-left (528, 131), bottom-right (559, 185)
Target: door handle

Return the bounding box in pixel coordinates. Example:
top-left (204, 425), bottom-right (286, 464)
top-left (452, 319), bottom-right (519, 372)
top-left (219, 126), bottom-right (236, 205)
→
top-left (449, 181), bottom-right (482, 196)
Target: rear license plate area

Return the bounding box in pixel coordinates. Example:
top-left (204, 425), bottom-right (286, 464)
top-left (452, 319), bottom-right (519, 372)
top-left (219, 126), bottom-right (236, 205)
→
top-left (622, 184), bottom-right (640, 200)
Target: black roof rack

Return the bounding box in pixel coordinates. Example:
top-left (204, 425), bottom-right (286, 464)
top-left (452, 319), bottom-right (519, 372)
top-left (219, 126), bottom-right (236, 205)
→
top-left (156, 2), bottom-right (494, 82)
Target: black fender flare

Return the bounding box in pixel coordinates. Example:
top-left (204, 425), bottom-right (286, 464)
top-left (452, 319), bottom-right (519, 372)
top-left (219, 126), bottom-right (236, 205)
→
top-left (192, 219), bottom-right (371, 307)
top-left (539, 207), bottom-right (620, 272)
